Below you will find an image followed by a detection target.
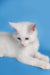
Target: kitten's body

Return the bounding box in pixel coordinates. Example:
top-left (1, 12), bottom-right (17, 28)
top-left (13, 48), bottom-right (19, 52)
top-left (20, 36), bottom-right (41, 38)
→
top-left (0, 22), bottom-right (50, 69)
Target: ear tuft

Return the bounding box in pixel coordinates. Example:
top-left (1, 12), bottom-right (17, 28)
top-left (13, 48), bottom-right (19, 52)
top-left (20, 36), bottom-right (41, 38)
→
top-left (9, 22), bottom-right (12, 25)
top-left (9, 22), bottom-right (17, 29)
top-left (9, 22), bottom-right (15, 26)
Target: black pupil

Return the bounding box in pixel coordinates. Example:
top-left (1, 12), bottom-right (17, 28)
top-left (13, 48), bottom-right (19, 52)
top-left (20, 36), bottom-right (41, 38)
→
top-left (18, 38), bottom-right (21, 40)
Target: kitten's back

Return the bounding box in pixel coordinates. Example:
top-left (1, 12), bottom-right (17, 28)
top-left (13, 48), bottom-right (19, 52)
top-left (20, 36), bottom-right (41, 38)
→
top-left (0, 32), bottom-right (10, 35)
top-left (0, 32), bottom-right (13, 47)
top-left (0, 32), bottom-right (17, 46)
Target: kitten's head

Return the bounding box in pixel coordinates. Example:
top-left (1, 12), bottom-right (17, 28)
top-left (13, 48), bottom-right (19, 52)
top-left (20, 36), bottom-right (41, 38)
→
top-left (9, 22), bottom-right (37, 47)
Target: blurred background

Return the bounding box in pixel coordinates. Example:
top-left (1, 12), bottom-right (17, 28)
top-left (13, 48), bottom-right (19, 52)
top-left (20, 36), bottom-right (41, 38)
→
top-left (0, 0), bottom-right (50, 75)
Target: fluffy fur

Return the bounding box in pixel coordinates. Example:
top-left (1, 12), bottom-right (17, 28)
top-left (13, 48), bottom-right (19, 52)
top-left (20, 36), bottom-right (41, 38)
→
top-left (0, 22), bottom-right (50, 69)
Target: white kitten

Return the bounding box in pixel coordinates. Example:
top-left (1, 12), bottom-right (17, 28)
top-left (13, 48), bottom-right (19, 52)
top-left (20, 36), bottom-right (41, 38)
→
top-left (0, 22), bottom-right (50, 69)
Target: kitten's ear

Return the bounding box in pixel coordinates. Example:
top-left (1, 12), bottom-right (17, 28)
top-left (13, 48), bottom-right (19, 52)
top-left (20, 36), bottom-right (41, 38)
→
top-left (9, 22), bottom-right (17, 29)
top-left (28, 23), bottom-right (36, 33)
top-left (32, 23), bottom-right (36, 31)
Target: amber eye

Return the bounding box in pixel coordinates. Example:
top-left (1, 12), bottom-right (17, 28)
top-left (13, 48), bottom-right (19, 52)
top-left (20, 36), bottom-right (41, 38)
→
top-left (17, 37), bottom-right (21, 40)
top-left (25, 38), bottom-right (29, 40)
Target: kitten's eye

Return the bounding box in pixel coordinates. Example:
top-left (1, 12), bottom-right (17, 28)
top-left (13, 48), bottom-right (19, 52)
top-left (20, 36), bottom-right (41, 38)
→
top-left (25, 38), bottom-right (29, 40)
top-left (17, 37), bottom-right (21, 40)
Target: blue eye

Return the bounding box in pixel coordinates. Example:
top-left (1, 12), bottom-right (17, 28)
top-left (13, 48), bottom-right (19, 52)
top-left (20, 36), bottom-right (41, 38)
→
top-left (17, 37), bottom-right (21, 40)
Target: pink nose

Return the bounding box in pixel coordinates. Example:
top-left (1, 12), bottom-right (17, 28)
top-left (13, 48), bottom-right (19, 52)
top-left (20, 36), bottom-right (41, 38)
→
top-left (21, 44), bottom-right (24, 46)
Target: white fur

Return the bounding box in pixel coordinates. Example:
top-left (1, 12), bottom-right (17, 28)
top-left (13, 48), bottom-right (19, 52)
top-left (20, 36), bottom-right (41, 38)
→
top-left (0, 22), bottom-right (50, 69)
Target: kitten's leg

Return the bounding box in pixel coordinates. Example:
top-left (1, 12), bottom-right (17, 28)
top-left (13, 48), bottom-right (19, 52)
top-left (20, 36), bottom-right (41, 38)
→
top-left (34, 52), bottom-right (49, 62)
top-left (17, 56), bottom-right (50, 69)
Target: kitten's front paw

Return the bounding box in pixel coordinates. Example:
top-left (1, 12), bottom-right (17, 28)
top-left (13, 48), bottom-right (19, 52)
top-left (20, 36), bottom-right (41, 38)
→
top-left (40, 62), bottom-right (50, 69)
top-left (40, 56), bottom-right (49, 63)
top-left (44, 56), bottom-right (49, 62)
